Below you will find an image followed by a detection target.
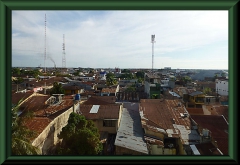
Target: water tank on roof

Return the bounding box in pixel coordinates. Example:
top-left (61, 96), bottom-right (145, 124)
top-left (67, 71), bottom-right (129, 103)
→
top-left (74, 94), bottom-right (81, 101)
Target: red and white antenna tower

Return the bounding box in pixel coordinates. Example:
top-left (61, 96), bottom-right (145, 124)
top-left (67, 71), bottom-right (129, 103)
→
top-left (62, 34), bottom-right (66, 69)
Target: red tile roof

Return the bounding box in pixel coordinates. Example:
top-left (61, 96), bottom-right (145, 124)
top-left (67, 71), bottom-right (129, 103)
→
top-left (190, 115), bottom-right (228, 155)
top-left (79, 104), bottom-right (120, 120)
top-left (83, 96), bottom-right (116, 105)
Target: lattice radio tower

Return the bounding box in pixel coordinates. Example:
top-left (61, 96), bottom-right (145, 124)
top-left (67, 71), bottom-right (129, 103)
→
top-left (151, 34), bottom-right (156, 74)
top-left (44, 14), bottom-right (47, 94)
top-left (62, 34), bottom-right (66, 69)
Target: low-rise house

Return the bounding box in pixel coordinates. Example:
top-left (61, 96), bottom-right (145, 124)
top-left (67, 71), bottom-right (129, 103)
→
top-left (188, 91), bottom-right (205, 108)
top-left (101, 85), bottom-right (119, 96)
top-left (62, 85), bottom-right (84, 95)
top-left (18, 94), bottom-right (77, 154)
top-left (144, 73), bottom-right (161, 99)
top-left (78, 104), bottom-right (123, 134)
top-left (190, 115), bottom-right (228, 155)
top-left (216, 79), bottom-right (228, 96)
top-left (139, 99), bottom-right (197, 155)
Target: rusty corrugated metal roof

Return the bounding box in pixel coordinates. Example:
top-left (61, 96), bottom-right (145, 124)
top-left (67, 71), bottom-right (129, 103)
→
top-left (190, 115), bottom-right (228, 155)
top-left (11, 91), bottom-right (34, 105)
top-left (139, 99), bottom-right (192, 143)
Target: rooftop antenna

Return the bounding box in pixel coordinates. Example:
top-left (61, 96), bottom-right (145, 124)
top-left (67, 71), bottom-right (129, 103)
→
top-left (151, 34), bottom-right (156, 74)
top-left (62, 34), bottom-right (66, 73)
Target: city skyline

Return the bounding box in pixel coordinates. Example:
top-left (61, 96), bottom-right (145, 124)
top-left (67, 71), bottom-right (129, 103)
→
top-left (12, 10), bottom-right (228, 70)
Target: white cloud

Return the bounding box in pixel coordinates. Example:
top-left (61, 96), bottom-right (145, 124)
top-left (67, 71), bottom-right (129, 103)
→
top-left (12, 10), bottom-right (228, 69)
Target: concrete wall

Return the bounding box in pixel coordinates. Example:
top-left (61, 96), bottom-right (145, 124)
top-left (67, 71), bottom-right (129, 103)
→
top-left (31, 105), bottom-right (76, 155)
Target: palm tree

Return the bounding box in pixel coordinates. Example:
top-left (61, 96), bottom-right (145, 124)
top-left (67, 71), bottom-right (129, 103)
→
top-left (11, 100), bottom-right (40, 155)
top-left (12, 77), bottom-right (24, 92)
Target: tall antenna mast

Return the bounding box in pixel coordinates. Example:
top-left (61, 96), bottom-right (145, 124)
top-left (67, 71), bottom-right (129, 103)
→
top-left (44, 14), bottom-right (47, 95)
top-left (151, 34), bottom-right (156, 74)
top-left (44, 14), bottom-right (47, 73)
top-left (62, 34), bottom-right (66, 72)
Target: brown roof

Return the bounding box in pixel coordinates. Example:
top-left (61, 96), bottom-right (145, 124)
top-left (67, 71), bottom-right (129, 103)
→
top-left (24, 117), bottom-right (52, 136)
top-left (196, 82), bottom-right (216, 89)
top-left (26, 77), bottom-right (68, 87)
top-left (210, 105), bottom-right (228, 121)
top-left (19, 96), bottom-right (73, 118)
top-left (190, 115), bottom-right (228, 155)
top-left (139, 99), bottom-right (191, 134)
top-left (34, 99), bottom-right (73, 118)
top-left (83, 96), bottom-right (116, 105)
top-left (19, 96), bottom-right (50, 113)
top-left (187, 108), bottom-right (204, 115)
top-left (101, 87), bottom-right (117, 93)
top-left (11, 91), bottom-right (34, 105)
top-left (62, 85), bottom-right (82, 90)
top-left (194, 142), bottom-right (222, 155)
top-left (80, 104), bottom-right (120, 120)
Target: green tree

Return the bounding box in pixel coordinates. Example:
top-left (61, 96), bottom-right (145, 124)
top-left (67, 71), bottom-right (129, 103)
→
top-left (12, 77), bottom-right (24, 92)
top-left (12, 67), bottom-right (21, 75)
top-left (121, 69), bottom-right (130, 74)
top-left (12, 100), bottom-right (40, 155)
top-left (203, 87), bottom-right (212, 95)
top-left (135, 71), bottom-right (145, 79)
top-left (106, 73), bottom-right (118, 86)
top-left (56, 113), bottom-right (103, 155)
top-left (50, 82), bottom-right (64, 95)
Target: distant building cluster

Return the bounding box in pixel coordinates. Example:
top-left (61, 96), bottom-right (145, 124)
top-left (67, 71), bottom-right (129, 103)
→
top-left (12, 66), bottom-right (228, 155)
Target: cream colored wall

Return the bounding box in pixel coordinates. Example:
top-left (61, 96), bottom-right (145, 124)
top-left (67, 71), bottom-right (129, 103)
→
top-left (150, 144), bottom-right (176, 155)
top-left (145, 129), bottom-right (165, 140)
top-left (94, 119), bottom-right (117, 134)
top-left (116, 104), bottom-right (123, 131)
top-left (31, 105), bottom-right (75, 155)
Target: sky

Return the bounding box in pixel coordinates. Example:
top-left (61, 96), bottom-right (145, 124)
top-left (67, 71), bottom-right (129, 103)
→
top-left (12, 10), bottom-right (228, 70)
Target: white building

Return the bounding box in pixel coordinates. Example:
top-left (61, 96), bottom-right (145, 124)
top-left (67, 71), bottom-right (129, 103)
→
top-left (216, 79), bottom-right (228, 96)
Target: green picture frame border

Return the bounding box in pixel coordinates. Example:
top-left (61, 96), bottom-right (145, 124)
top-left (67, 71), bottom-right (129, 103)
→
top-left (0, 0), bottom-right (238, 164)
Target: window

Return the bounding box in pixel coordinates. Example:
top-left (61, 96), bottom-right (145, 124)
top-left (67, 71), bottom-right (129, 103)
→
top-left (103, 120), bottom-right (115, 127)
